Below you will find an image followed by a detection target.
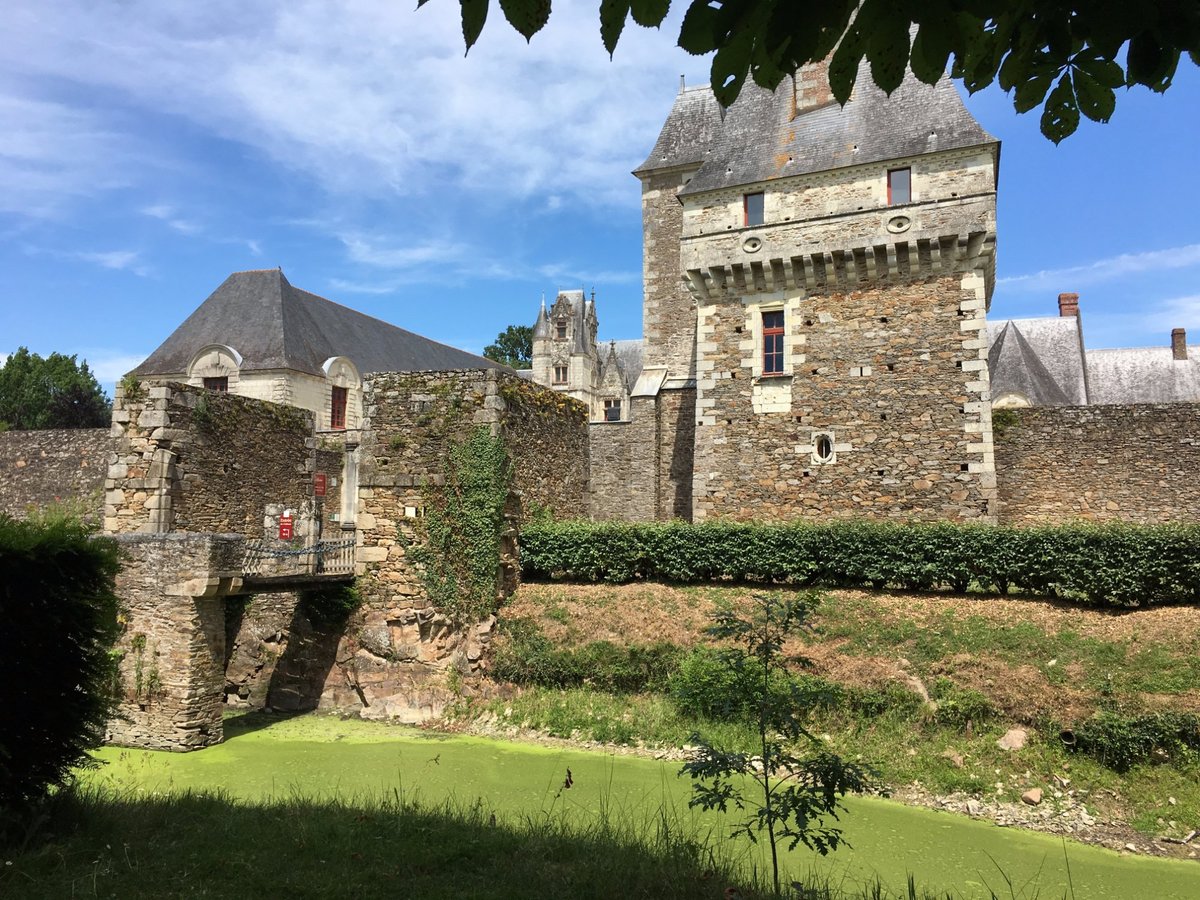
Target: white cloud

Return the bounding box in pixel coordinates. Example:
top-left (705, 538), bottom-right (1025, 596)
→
top-left (74, 249), bottom-right (149, 276)
top-left (140, 204), bottom-right (201, 234)
top-left (81, 352), bottom-right (149, 384)
top-left (1079, 293), bottom-right (1200, 349)
top-left (999, 243), bottom-right (1200, 293)
top-left (0, 1), bottom-right (709, 215)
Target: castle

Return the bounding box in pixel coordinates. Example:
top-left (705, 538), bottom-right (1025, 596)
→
top-left (529, 58), bottom-right (1198, 524)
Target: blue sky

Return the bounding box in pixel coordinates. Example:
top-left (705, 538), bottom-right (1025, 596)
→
top-left (2, 1), bottom-right (1198, 394)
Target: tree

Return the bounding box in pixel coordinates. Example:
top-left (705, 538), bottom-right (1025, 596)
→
top-left (428, 0), bottom-right (1200, 142)
top-left (483, 324), bottom-right (534, 369)
top-left (0, 347), bottom-right (111, 430)
top-left (679, 592), bottom-right (881, 898)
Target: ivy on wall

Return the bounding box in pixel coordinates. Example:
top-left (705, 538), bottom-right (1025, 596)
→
top-left (413, 426), bottom-right (513, 626)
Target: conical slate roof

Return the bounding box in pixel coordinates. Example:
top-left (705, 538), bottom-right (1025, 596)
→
top-left (132, 269), bottom-right (506, 377)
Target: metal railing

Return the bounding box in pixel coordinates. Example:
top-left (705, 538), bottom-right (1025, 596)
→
top-left (242, 538), bottom-right (356, 579)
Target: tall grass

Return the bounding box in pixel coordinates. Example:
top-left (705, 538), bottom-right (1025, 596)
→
top-left (2, 785), bottom-right (1075, 899)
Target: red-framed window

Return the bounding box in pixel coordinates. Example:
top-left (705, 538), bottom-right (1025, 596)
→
top-left (330, 386), bottom-right (348, 430)
top-left (553, 365), bottom-right (568, 384)
top-left (744, 191), bottom-right (765, 226)
top-left (762, 310), bottom-right (785, 375)
top-left (202, 376), bottom-right (228, 392)
top-left (887, 167), bottom-right (911, 205)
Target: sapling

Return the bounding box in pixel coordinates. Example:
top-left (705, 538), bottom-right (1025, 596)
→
top-left (679, 591), bottom-right (882, 898)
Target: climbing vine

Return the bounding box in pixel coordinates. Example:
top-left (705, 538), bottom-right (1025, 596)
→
top-left (413, 426), bottom-right (513, 627)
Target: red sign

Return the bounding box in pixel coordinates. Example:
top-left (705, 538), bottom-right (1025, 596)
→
top-left (313, 472), bottom-right (327, 497)
top-left (278, 514), bottom-right (294, 541)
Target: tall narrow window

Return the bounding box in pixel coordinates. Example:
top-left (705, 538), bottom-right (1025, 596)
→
top-left (202, 376), bottom-right (228, 392)
top-left (330, 386), bottom-right (348, 430)
top-left (604, 399), bottom-right (621, 421)
top-left (556, 321), bottom-right (568, 339)
top-left (762, 310), bottom-right (785, 375)
top-left (888, 167), bottom-right (911, 205)
top-left (744, 191), bottom-right (765, 226)
top-left (553, 365), bottom-right (568, 384)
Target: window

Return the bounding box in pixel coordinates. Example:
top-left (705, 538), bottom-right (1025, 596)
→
top-left (330, 386), bottom-right (348, 430)
top-left (762, 310), bottom-right (785, 375)
top-left (813, 432), bottom-right (836, 464)
top-left (744, 191), bottom-right (765, 226)
top-left (202, 376), bottom-right (228, 392)
top-left (604, 399), bottom-right (621, 422)
top-left (553, 365), bottom-right (568, 384)
top-left (888, 167), bottom-right (911, 205)
top-left (556, 320), bottom-right (568, 339)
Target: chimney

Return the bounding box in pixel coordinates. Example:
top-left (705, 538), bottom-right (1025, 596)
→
top-left (1172, 328), bottom-right (1188, 361)
top-left (791, 59), bottom-right (835, 117)
top-left (1057, 292), bottom-right (1079, 317)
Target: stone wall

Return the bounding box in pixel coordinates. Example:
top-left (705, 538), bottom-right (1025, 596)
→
top-left (640, 166), bottom-right (699, 382)
top-left (105, 382), bottom-right (319, 537)
top-left (498, 375), bottom-right (589, 519)
top-left (589, 399), bottom-right (659, 521)
top-left (0, 428), bottom-right (112, 520)
top-left (692, 273), bottom-right (995, 522)
top-left (107, 533), bottom-right (243, 751)
top-left (995, 404), bottom-right (1200, 524)
top-left (656, 387), bottom-right (696, 520)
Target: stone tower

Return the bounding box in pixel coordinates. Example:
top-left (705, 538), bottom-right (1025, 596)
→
top-left (675, 59), bottom-right (1000, 522)
top-left (531, 290), bottom-right (601, 413)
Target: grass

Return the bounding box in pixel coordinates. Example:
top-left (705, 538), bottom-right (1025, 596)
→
top-left (485, 583), bottom-right (1200, 839)
top-left (1, 786), bottom-right (1095, 900)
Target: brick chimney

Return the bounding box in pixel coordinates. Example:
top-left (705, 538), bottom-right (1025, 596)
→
top-left (1172, 328), bottom-right (1188, 360)
top-left (791, 59), bottom-right (835, 117)
top-left (1057, 292), bottom-right (1079, 317)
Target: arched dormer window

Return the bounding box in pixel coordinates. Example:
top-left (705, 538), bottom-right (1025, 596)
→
top-left (187, 345), bottom-right (243, 392)
top-left (321, 357), bottom-right (361, 431)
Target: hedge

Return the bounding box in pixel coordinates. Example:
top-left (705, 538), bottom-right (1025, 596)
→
top-left (518, 520), bottom-right (1200, 606)
top-left (0, 514), bottom-right (121, 815)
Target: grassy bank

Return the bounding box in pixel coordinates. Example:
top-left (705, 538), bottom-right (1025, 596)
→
top-left (468, 583), bottom-right (1200, 839)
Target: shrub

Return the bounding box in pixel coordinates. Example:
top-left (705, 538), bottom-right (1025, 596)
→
top-left (668, 646), bottom-right (836, 723)
top-left (929, 678), bottom-right (995, 731)
top-left (0, 514), bottom-right (121, 815)
top-left (1067, 711), bottom-right (1200, 772)
top-left (520, 519), bottom-right (1200, 606)
top-left (490, 619), bottom-right (681, 693)
top-left (298, 583), bottom-right (362, 628)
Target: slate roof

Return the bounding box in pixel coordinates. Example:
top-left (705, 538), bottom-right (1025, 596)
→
top-left (640, 60), bottom-right (995, 197)
top-left (601, 339), bottom-right (645, 392)
top-left (635, 86), bottom-right (726, 175)
top-left (1086, 346), bottom-right (1200, 405)
top-left (132, 269), bottom-right (506, 378)
top-left (986, 317), bottom-right (1089, 406)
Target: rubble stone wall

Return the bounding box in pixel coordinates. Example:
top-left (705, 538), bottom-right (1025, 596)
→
top-left (0, 428), bottom-right (112, 520)
top-left (995, 404), bottom-right (1200, 524)
top-left (588, 398), bottom-right (660, 521)
top-left (105, 382), bottom-right (317, 538)
top-left (641, 166), bottom-right (699, 381)
top-left (692, 273), bottom-right (995, 522)
top-left (107, 533), bottom-right (243, 751)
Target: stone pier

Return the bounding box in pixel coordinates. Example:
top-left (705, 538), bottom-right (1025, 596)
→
top-left (107, 533), bottom-right (244, 751)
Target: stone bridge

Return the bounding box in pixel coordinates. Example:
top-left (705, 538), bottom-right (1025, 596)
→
top-left (107, 533), bottom-right (355, 752)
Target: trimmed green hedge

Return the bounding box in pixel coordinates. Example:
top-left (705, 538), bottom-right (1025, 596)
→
top-left (519, 520), bottom-right (1200, 606)
top-left (0, 514), bottom-right (121, 814)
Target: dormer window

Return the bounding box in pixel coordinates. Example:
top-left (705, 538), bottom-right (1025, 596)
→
top-left (553, 365), bottom-right (568, 384)
top-left (556, 321), bottom-right (568, 339)
top-left (604, 399), bottom-right (621, 421)
top-left (888, 168), bottom-right (911, 205)
top-left (744, 192), bottom-right (765, 227)
top-left (202, 377), bottom-right (228, 392)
